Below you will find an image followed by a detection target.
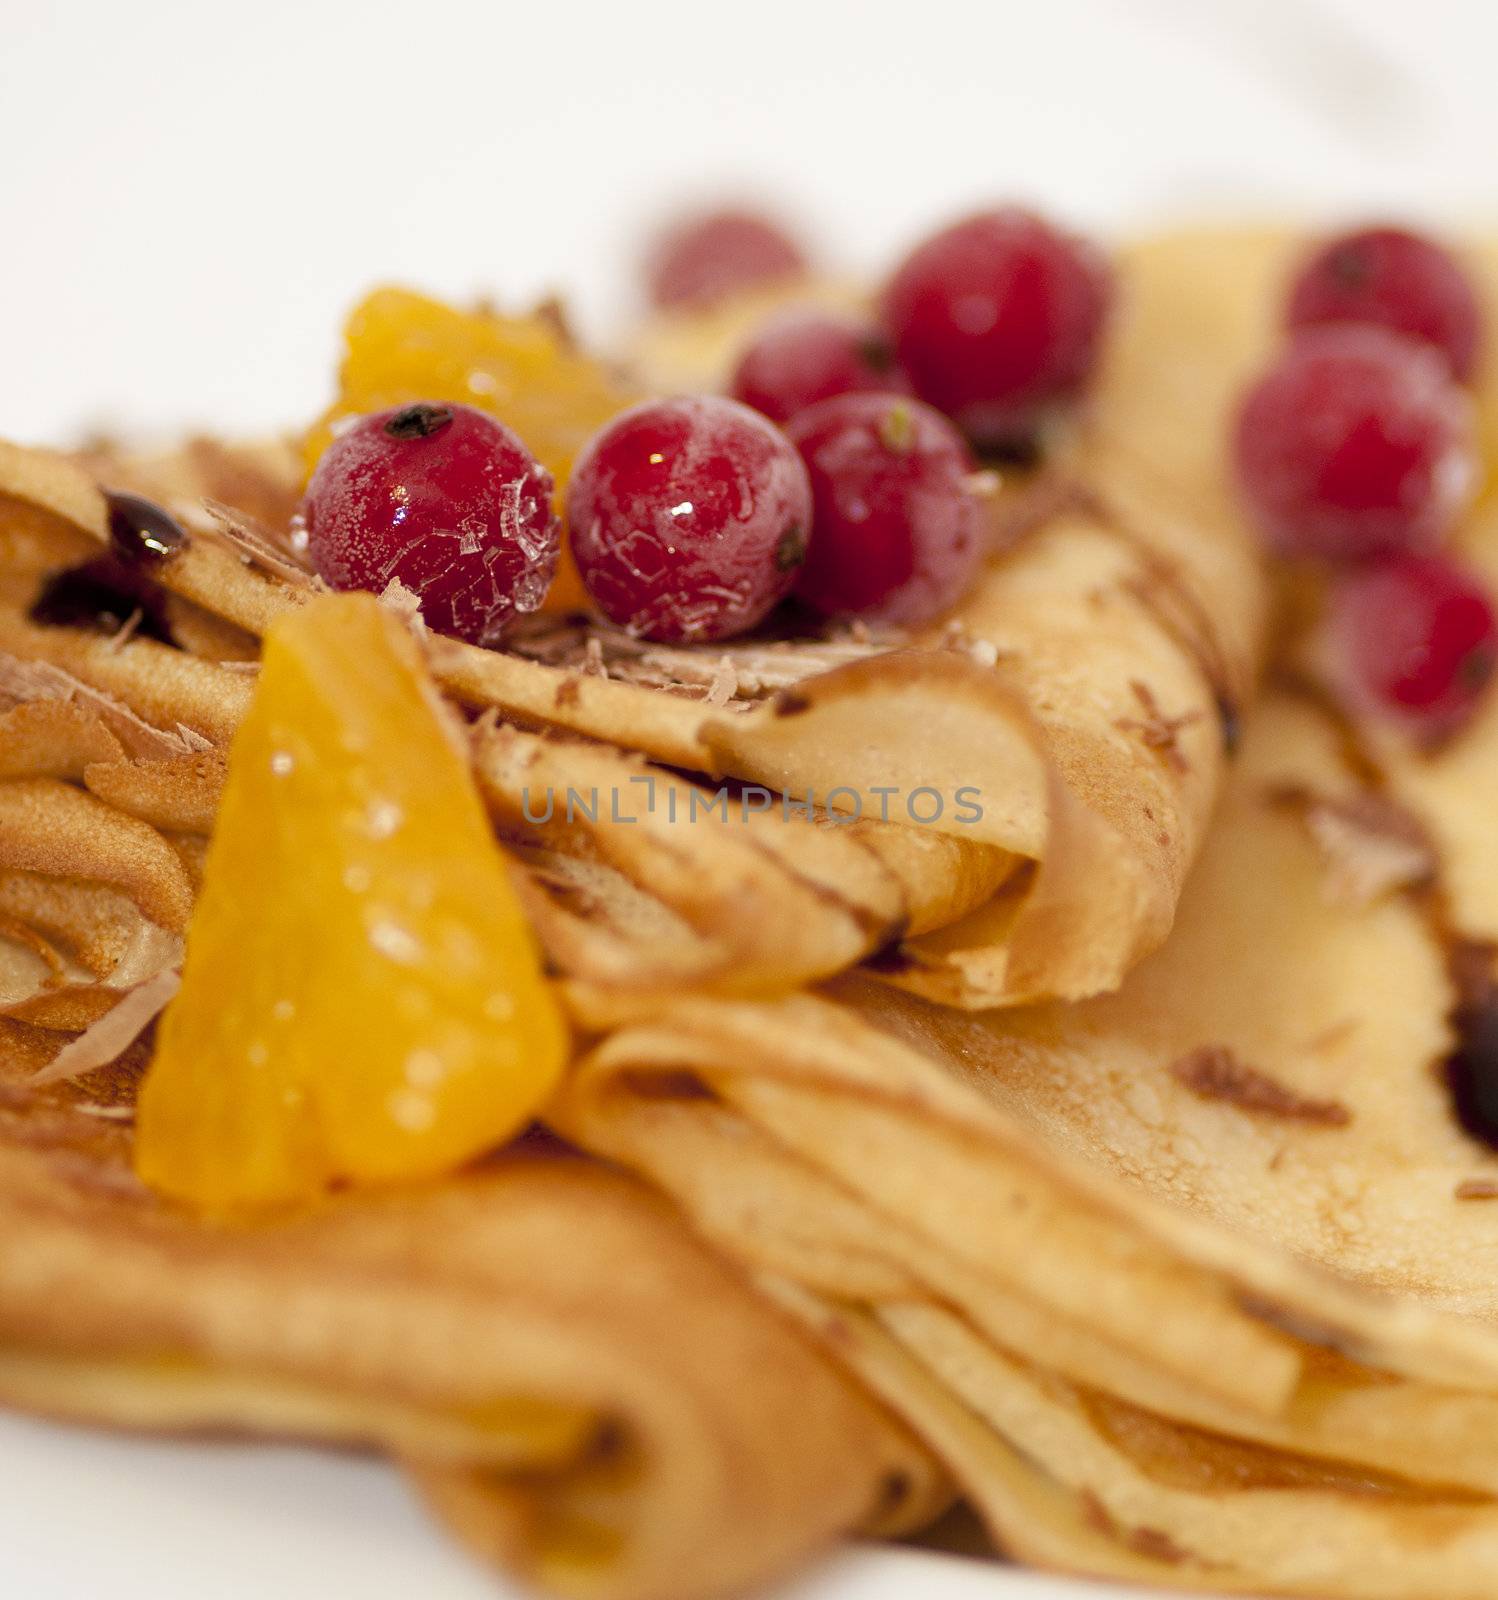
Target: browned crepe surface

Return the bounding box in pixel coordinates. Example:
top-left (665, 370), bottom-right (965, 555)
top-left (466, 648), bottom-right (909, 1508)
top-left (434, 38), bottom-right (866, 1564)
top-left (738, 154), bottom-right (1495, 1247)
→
top-left (546, 235), bottom-right (1498, 1599)
top-left (0, 1026), bottom-right (940, 1600)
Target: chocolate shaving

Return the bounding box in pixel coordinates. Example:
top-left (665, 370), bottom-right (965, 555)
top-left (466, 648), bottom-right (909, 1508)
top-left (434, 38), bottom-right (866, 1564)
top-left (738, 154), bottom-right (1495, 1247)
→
top-left (703, 657), bottom-right (738, 709)
top-left (196, 499), bottom-right (315, 583)
top-left (1270, 785), bottom-right (1436, 907)
top-left (377, 576), bottom-right (426, 634)
top-left (938, 619), bottom-right (1003, 670)
top-left (1124, 1527), bottom-right (1190, 1566)
top-left (1235, 1293), bottom-right (1369, 1356)
top-left (0, 652), bottom-right (207, 760)
top-left (1115, 679), bottom-right (1202, 774)
top-left (106, 607), bottom-right (145, 651)
top-left (1079, 1492), bottom-right (1189, 1567)
top-left (29, 968), bottom-right (180, 1087)
top-left (1215, 689), bottom-right (1243, 757)
top-left (620, 1070), bottom-right (719, 1103)
top-left (73, 1102), bottom-right (134, 1122)
top-left (1170, 1045), bottom-right (1352, 1126)
top-left (1455, 1179), bottom-right (1498, 1200)
top-left (503, 612), bottom-right (892, 704)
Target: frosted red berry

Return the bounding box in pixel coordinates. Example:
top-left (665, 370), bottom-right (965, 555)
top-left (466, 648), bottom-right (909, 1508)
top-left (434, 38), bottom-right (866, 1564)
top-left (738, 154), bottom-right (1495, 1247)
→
top-left (302, 403), bottom-right (558, 647)
top-left (647, 209), bottom-right (806, 311)
top-left (1287, 225), bottom-right (1482, 383)
top-left (1327, 553), bottom-right (1497, 742)
top-left (731, 310), bottom-right (912, 424)
top-left (786, 393), bottom-right (983, 626)
top-left (881, 207), bottom-right (1113, 449)
top-left (567, 396), bottom-right (812, 643)
top-left (1234, 326), bottom-right (1474, 562)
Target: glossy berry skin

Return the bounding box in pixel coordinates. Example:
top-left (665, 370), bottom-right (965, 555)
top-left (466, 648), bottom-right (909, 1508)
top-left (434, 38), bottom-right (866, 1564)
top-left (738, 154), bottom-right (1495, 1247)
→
top-left (1287, 226), bottom-right (1482, 383)
top-left (303, 403), bottom-right (558, 647)
top-left (1234, 326), bottom-right (1474, 562)
top-left (1327, 553), bottom-right (1498, 743)
top-left (881, 208), bottom-right (1113, 448)
top-left (567, 396), bottom-right (812, 643)
top-left (786, 393), bottom-right (983, 626)
top-left (647, 209), bottom-right (806, 311)
top-left (731, 310), bottom-right (912, 424)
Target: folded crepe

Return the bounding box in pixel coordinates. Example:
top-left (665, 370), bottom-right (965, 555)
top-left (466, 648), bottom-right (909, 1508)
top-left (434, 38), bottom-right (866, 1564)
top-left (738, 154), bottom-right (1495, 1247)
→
top-left (0, 225), bottom-right (1383, 1599)
top-left (0, 1029), bottom-right (941, 1600)
top-left (552, 682), bottom-right (1498, 1598)
top-left (549, 238), bottom-right (1498, 1596)
top-left (0, 423), bottom-right (955, 1598)
top-left (0, 225), bottom-right (1269, 1014)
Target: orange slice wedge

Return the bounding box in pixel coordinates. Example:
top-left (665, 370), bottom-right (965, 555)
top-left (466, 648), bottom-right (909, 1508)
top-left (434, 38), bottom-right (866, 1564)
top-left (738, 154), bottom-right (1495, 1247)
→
top-left (135, 592), bottom-right (568, 1209)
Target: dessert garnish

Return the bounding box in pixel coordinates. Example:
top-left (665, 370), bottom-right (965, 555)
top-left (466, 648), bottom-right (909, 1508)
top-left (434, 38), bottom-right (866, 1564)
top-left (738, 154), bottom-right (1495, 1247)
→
top-left (729, 308), bottom-right (912, 423)
top-left (1325, 551), bottom-right (1498, 745)
top-left (785, 392), bottom-right (983, 624)
top-left (1233, 220), bottom-right (1495, 741)
top-left (304, 288), bottom-right (638, 493)
top-left (303, 286), bottom-right (640, 613)
top-left (134, 591), bottom-right (566, 1208)
top-left (1235, 324), bottom-right (1475, 560)
top-left (880, 206), bottom-right (1113, 450)
top-left (107, 489), bottom-right (191, 564)
top-left (1286, 224), bottom-right (1482, 381)
top-left (303, 401), bottom-right (559, 646)
top-left (645, 206), bottom-right (807, 310)
top-left (566, 394), bottom-right (812, 643)
top-left (29, 555), bottom-right (175, 644)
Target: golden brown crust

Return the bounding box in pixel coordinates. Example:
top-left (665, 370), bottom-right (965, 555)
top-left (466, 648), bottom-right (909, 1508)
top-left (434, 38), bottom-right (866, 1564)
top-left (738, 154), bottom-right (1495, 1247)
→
top-left (1168, 1045), bottom-right (1353, 1126)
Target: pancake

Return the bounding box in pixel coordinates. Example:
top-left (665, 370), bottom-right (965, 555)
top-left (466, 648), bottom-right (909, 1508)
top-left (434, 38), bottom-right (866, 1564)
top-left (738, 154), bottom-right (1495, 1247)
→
top-left (0, 227), bottom-right (1270, 1012)
top-left (0, 1034), bottom-right (939, 1600)
top-left (547, 235), bottom-right (1498, 1597)
top-left (549, 679), bottom-right (1498, 1596)
top-left (0, 223), bottom-right (1452, 1599)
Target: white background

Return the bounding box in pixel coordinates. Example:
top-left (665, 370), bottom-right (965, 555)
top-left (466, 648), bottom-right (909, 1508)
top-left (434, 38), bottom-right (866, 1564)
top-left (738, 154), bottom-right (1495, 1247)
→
top-left (1, 2), bottom-right (1495, 1596)
top-left (3, 0), bottom-right (1498, 445)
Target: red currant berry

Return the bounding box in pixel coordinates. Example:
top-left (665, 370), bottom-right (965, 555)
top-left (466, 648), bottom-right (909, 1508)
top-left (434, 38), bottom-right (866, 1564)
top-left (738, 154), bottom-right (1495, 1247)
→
top-left (303, 403), bottom-right (558, 648)
top-left (730, 310), bottom-right (912, 424)
top-left (1287, 225), bottom-right (1482, 383)
top-left (567, 396), bottom-right (812, 643)
top-left (786, 393), bottom-right (983, 627)
top-left (1327, 553), bottom-right (1498, 742)
top-left (881, 207), bottom-right (1113, 449)
top-left (646, 209), bottom-right (806, 311)
top-left (1234, 326), bottom-right (1474, 562)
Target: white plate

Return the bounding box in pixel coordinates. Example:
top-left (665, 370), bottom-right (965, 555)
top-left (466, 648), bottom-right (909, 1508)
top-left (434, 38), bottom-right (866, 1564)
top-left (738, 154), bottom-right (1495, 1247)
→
top-left (0, 1410), bottom-right (1150, 1600)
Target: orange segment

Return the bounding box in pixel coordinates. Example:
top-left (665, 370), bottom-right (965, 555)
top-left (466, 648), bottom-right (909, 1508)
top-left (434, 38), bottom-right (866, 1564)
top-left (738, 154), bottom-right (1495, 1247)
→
top-left (304, 288), bottom-right (642, 613)
top-left (135, 592), bottom-right (568, 1210)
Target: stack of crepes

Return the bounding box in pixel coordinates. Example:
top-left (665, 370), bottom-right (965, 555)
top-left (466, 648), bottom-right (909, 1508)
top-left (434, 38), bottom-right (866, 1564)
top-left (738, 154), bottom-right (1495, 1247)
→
top-left (5, 224), bottom-right (1498, 1600)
